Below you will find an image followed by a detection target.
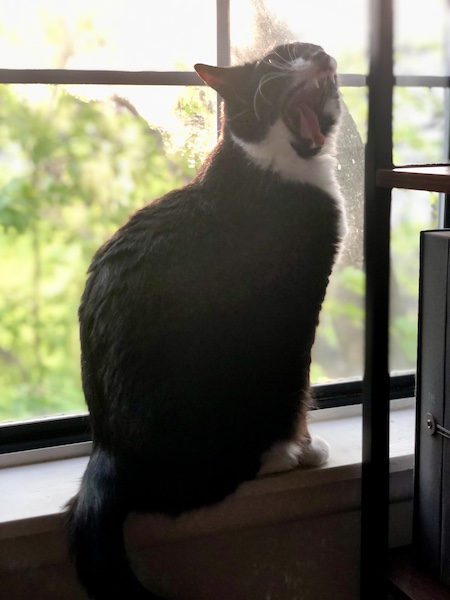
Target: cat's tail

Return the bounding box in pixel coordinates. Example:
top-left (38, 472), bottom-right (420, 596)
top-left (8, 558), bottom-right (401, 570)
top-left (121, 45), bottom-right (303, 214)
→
top-left (66, 449), bottom-right (162, 600)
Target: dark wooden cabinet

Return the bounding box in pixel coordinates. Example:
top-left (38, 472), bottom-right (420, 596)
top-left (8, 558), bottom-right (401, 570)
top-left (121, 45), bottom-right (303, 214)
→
top-left (385, 548), bottom-right (450, 600)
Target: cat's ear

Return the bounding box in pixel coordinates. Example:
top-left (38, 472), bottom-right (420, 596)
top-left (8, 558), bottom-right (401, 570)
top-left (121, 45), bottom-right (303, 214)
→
top-left (194, 64), bottom-right (228, 93)
top-left (194, 63), bottom-right (248, 101)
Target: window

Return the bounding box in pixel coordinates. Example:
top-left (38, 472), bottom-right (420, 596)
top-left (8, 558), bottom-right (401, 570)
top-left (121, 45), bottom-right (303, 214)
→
top-left (0, 0), bottom-right (448, 451)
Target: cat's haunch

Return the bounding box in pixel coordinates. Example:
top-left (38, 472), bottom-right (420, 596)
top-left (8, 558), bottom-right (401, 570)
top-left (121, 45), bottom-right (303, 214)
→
top-left (67, 42), bottom-right (346, 600)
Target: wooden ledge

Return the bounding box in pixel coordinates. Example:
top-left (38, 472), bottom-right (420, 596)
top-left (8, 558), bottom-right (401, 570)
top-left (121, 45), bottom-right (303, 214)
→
top-left (377, 165), bottom-right (450, 193)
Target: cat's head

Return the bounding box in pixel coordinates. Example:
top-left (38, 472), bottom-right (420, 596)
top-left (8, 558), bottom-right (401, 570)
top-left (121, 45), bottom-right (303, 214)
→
top-left (195, 42), bottom-right (341, 161)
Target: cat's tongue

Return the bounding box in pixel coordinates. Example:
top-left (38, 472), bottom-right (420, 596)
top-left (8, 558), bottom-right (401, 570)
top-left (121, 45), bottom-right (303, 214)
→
top-left (284, 82), bottom-right (327, 148)
top-left (297, 103), bottom-right (325, 147)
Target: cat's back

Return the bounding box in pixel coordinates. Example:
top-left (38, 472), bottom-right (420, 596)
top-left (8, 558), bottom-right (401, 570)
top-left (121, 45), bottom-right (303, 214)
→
top-left (81, 150), bottom-right (339, 326)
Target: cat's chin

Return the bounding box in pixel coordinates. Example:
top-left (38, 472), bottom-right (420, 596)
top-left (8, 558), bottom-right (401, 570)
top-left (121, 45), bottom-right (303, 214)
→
top-left (257, 436), bottom-right (330, 477)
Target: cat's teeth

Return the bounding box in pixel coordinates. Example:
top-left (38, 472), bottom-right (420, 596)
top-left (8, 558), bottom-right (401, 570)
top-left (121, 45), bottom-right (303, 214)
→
top-left (312, 78), bottom-right (320, 88)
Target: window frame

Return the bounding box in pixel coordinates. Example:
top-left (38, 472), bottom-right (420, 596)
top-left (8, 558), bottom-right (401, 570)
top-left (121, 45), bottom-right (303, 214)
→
top-left (0, 0), bottom-right (447, 453)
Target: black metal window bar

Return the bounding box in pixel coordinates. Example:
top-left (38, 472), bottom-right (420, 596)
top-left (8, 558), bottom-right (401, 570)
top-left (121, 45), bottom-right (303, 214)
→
top-left (361, 0), bottom-right (393, 596)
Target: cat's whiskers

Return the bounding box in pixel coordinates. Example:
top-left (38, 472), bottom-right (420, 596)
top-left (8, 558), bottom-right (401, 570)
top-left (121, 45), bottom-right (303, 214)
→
top-left (227, 107), bottom-right (251, 122)
top-left (231, 87), bottom-right (248, 105)
top-left (253, 72), bottom-right (289, 120)
top-left (286, 45), bottom-right (297, 63)
top-left (262, 55), bottom-right (293, 72)
top-left (270, 48), bottom-right (293, 67)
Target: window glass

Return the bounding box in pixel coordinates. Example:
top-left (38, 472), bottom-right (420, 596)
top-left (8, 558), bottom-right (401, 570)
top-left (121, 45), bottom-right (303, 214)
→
top-left (393, 0), bottom-right (449, 379)
top-left (390, 85), bottom-right (445, 376)
top-left (231, 0), bottom-right (369, 384)
top-left (390, 189), bottom-right (437, 375)
top-left (1, 0), bottom-right (449, 424)
top-left (0, 83), bottom-right (216, 422)
top-left (394, 87), bottom-right (446, 166)
top-left (230, 0), bottom-right (369, 74)
top-left (312, 86), bottom-right (366, 383)
top-left (0, 0), bottom-right (216, 71)
top-left (394, 0), bottom-right (448, 77)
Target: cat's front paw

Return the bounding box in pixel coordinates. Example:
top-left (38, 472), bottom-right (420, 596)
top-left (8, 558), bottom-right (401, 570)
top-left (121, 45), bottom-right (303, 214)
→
top-left (298, 436), bottom-right (330, 467)
top-left (257, 436), bottom-right (330, 476)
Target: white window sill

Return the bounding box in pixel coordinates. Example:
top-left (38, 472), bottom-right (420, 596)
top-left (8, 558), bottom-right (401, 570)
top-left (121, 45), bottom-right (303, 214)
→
top-left (0, 399), bottom-right (415, 544)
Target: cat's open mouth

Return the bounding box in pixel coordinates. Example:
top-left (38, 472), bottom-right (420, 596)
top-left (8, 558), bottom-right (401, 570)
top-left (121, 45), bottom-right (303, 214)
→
top-left (282, 76), bottom-right (335, 148)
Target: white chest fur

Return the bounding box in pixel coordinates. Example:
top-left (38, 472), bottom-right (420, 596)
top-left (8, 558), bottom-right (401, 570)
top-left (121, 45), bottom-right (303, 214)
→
top-left (231, 119), bottom-right (348, 239)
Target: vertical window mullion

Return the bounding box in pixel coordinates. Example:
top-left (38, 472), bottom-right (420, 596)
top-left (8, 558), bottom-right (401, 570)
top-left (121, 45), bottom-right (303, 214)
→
top-left (439, 0), bottom-right (450, 227)
top-left (216, 0), bottom-right (231, 66)
top-left (361, 0), bottom-right (394, 598)
top-left (216, 0), bottom-right (231, 133)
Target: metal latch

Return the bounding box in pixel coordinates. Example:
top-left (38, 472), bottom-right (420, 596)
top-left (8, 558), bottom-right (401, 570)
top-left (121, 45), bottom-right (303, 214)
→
top-left (426, 413), bottom-right (450, 440)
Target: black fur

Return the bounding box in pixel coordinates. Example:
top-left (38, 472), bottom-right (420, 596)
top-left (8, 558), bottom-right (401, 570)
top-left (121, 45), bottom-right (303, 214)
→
top-left (67, 42), bottom-right (343, 599)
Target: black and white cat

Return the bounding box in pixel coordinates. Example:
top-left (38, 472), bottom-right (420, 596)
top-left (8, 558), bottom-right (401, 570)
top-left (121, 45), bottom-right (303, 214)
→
top-left (67, 42), bottom-right (346, 600)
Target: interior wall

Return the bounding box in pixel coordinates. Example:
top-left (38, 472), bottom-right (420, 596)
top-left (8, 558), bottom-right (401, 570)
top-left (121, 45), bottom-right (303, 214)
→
top-left (0, 499), bottom-right (413, 600)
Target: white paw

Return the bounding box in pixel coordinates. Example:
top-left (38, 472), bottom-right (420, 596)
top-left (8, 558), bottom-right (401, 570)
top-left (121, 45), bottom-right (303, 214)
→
top-left (257, 441), bottom-right (302, 476)
top-left (257, 436), bottom-right (330, 476)
top-left (298, 436), bottom-right (330, 466)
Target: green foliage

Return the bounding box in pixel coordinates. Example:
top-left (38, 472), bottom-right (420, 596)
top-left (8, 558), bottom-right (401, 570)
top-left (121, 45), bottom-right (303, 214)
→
top-left (175, 87), bottom-right (217, 169)
top-left (0, 84), bottom-right (198, 421)
top-left (0, 1), bottom-right (445, 422)
top-left (0, 78), bottom-right (440, 422)
top-left (394, 87), bottom-right (445, 164)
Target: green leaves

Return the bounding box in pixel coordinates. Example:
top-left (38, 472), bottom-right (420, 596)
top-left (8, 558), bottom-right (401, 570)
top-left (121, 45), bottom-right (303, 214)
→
top-left (0, 84), bottom-right (196, 421)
